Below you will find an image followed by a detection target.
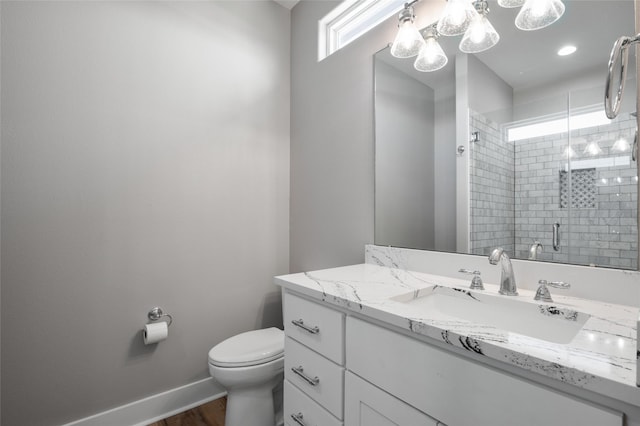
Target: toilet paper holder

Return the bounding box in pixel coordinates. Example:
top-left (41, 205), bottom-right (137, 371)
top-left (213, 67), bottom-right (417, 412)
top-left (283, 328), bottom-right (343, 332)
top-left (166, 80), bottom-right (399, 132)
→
top-left (147, 307), bottom-right (173, 327)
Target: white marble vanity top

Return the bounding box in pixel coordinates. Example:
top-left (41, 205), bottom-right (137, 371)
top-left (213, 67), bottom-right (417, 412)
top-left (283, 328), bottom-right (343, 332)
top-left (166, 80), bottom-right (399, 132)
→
top-left (275, 263), bottom-right (640, 406)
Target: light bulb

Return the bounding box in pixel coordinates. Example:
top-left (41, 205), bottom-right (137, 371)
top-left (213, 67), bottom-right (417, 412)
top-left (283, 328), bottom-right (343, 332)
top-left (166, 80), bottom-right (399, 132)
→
top-left (584, 140), bottom-right (603, 156)
top-left (563, 145), bottom-right (576, 159)
top-left (515, 0), bottom-right (565, 31)
top-left (459, 3), bottom-right (499, 53)
top-left (437, 0), bottom-right (479, 36)
top-left (390, 6), bottom-right (425, 58)
top-left (612, 137), bottom-right (631, 152)
top-left (414, 29), bottom-right (448, 72)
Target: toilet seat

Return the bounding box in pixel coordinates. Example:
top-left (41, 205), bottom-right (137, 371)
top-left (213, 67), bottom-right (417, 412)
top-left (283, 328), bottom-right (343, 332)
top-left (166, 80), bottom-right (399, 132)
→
top-left (208, 327), bottom-right (284, 368)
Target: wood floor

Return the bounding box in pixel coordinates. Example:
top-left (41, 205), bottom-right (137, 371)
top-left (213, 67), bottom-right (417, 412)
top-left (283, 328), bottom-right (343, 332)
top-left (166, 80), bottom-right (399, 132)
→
top-left (147, 397), bottom-right (226, 426)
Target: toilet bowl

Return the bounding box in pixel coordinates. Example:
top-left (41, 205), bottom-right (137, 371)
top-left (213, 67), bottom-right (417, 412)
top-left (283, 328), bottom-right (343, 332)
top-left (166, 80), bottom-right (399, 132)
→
top-left (208, 327), bottom-right (284, 426)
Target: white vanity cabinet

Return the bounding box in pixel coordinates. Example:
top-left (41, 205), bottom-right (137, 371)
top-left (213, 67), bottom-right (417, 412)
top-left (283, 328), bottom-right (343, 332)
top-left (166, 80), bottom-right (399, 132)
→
top-left (347, 316), bottom-right (622, 426)
top-left (345, 371), bottom-right (441, 426)
top-left (282, 289), bottom-right (625, 426)
top-left (283, 292), bottom-right (345, 426)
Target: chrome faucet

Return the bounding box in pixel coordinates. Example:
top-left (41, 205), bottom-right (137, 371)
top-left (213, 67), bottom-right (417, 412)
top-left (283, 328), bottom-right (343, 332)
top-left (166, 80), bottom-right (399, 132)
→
top-left (488, 248), bottom-right (518, 296)
top-left (528, 241), bottom-right (543, 260)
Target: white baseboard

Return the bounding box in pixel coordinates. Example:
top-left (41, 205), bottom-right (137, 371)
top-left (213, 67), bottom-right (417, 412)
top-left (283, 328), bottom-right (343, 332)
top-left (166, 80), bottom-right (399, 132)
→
top-left (61, 377), bottom-right (226, 426)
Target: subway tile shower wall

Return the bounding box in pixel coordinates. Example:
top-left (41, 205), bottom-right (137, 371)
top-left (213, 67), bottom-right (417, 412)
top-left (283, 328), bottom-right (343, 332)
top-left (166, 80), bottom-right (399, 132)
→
top-left (470, 109), bottom-right (638, 270)
top-left (470, 110), bottom-right (516, 256)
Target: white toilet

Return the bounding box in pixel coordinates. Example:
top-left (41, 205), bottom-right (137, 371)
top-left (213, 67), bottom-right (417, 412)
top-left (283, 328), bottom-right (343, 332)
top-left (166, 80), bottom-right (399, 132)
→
top-left (208, 327), bottom-right (285, 426)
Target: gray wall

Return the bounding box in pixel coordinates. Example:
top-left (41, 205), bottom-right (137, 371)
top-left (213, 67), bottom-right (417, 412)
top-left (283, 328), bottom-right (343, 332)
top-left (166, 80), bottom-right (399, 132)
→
top-left (1, 2), bottom-right (290, 425)
top-left (434, 85), bottom-right (457, 253)
top-left (290, 0), bottom-right (447, 272)
top-left (375, 60), bottom-right (435, 250)
top-left (468, 55), bottom-right (514, 123)
top-left (513, 69), bottom-right (637, 120)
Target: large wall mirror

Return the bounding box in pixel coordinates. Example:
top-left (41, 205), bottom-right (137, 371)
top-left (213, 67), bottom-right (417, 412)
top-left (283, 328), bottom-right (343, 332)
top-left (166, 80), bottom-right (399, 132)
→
top-left (374, 0), bottom-right (639, 270)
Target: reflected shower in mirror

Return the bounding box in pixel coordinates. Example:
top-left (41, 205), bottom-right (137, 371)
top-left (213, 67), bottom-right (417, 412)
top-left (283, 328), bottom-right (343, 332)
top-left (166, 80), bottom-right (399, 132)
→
top-left (374, 0), bottom-right (638, 270)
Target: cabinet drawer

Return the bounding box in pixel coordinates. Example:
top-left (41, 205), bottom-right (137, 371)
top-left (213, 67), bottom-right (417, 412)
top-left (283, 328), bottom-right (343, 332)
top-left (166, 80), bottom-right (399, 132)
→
top-left (284, 292), bottom-right (344, 364)
top-left (284, 381), bottom-right (342, 426)
top-left (346, 317), bottom-right (622, 426)
top-left (285, 337), bottom-right (344, 419)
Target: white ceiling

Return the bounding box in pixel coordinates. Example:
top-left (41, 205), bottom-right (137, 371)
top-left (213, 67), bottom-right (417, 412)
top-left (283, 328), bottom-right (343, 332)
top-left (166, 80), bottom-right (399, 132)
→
top-left (273, 0), bottom-right (299, 10)
top-left (377, 0), bottom-right (635, 92)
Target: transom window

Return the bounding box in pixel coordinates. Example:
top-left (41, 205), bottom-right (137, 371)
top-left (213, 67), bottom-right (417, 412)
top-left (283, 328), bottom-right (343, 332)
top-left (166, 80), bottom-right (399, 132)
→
top-left (318, 0), bottom-right (406, 61)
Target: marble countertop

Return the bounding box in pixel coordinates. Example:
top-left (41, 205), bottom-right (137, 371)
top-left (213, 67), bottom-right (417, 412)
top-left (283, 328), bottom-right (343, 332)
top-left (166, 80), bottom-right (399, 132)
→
top-left (275, 263), bottom-right (640, 406)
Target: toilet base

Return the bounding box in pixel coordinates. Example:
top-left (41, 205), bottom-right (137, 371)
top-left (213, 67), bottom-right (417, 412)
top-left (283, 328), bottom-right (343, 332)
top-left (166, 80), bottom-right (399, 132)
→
top-left (225, 379), bottom-right (279, 426)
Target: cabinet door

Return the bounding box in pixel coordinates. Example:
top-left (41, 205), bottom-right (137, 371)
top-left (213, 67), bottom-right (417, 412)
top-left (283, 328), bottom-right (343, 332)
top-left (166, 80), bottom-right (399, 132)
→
top-left (345, 371), bottom-right (438, 426)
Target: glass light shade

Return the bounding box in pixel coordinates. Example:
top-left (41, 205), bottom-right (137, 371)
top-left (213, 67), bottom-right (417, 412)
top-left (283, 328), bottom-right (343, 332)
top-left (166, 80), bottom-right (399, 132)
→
top-left (414, 37), bottom-right (448, 72)
top-left (497, 0), bottom-right (525, 7)
top-left (437, 0), bottom-right (479, 36)
top-left (563, 145), bottom-right (576, 159)
top-left (459, 14), bottom-right (500, 53)
top-left (515, 0), bottom-right (565, 31)
top-left (584, 141), bottom-right (603, 156)
top-left (612, 137), bottom-right (631, 152)
top-left (390, 19), bottom-right (425, 58)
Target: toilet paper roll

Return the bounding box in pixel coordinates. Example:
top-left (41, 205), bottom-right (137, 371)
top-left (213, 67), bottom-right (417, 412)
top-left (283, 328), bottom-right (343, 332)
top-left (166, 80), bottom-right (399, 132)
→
top-left (143, 322), bottom-right (168, 345)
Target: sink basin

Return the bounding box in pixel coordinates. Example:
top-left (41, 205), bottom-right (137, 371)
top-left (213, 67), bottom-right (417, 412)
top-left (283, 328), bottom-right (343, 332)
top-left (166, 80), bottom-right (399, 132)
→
top-left (390, 285), bottom-right (590, 344)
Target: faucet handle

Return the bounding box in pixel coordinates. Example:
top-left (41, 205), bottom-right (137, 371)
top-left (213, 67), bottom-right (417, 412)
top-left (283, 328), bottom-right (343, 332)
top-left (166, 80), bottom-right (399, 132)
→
top-left (534, 280), bottom-right (570, 302)
top-left (546, 280), bottom-right (570, 289)
top-left (458, 269), bottom-right (484, 290)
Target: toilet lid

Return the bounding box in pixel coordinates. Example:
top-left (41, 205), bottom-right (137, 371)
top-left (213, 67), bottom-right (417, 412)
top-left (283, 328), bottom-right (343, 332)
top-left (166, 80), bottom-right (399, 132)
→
top-left (208, 327), bottom-right (284, 367)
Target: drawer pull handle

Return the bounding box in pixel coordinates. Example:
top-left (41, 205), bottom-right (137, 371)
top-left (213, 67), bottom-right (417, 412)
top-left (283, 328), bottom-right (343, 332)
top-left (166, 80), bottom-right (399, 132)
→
top-left (291, 319), bottom-right (320, 334)
top-left (291, 366), bottom-right (320, 386)
top-left (290, 412), bottom-right (307, 426)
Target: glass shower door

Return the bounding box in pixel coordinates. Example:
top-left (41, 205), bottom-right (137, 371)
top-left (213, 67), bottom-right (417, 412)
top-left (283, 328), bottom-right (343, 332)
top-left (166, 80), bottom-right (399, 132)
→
top-left (508, 94), bottom-right (571, 264)
top-left (468, 88), bottom-right (638, 270)
top-left (566, 86), bottom-right (638, 270)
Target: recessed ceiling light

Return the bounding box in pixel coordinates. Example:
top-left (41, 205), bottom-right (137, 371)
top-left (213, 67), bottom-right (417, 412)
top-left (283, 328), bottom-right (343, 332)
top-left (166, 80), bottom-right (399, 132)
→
top-left (557, 45), bottom-right (577, 56)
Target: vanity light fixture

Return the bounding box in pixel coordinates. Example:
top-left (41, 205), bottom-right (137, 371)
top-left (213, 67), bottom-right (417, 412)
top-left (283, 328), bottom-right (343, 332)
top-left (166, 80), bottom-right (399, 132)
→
top-left (515, 0), bottom-right (565, 31)
top-left (557, 45), bottom-right (576, 56)
top-left (437, 0), bottom-right (479, 36)
top-left (390, 3), bottom-right (425, 58)
top-left (390, 0), bottom-right (566, 72)
top-left (497, 0), bottom-right (524, 8)
top-left (459, 0), bottom-right (500, 53)
top-left (414, 25), bottom-right (448, 72)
